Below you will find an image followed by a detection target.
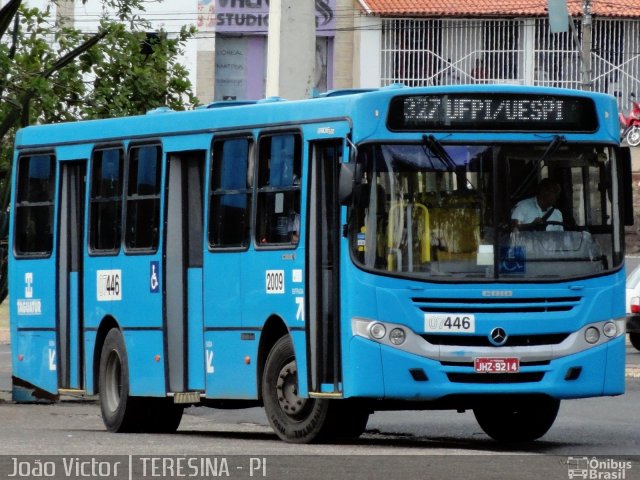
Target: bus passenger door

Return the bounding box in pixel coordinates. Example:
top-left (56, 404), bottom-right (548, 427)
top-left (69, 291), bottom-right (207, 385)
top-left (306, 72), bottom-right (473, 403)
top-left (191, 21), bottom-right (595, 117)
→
top-left (307, 139), bottom-right (343, 395)
top-left (164, 152), bottom-right (205, 394)
top-left (57, 160), bottom-right (86, 391)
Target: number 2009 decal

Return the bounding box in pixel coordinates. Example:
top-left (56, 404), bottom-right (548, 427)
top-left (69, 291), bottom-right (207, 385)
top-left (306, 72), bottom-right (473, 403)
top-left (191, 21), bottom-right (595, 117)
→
top-left (97, 269), bottom-right (122, 301)
top-left (265, 270), bottom-right (285, 294)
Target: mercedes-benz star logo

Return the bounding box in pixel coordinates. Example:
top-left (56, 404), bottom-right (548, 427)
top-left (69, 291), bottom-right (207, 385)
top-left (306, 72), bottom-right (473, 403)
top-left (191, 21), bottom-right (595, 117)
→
top-left (489, 327), bottom-right (508, 346)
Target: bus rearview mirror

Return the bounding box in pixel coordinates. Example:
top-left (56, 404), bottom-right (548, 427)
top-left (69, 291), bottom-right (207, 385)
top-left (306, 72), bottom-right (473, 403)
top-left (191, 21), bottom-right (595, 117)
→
top-left (619, 146), bottom-right (634, 226)
top-left (339, 163), bottom-right (356, 206)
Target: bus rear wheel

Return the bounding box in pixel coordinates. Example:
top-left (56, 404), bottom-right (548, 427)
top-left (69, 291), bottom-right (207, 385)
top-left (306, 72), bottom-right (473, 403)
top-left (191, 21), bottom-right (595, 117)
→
top-left (473, 396), bottom-right (560, 442)
top-left (99, 329), bottom-right (140, 432)
top-left (262, 336), bottom-right (369, 443)
top-left (98, 329), bottom-right (184, 433)
top-left (143, 398), bottom-right (184, 433)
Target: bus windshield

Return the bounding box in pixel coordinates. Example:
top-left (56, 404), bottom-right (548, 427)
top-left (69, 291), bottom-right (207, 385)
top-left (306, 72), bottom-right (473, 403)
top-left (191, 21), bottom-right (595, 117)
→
top-left (350, 141), bottom-right (623, 281)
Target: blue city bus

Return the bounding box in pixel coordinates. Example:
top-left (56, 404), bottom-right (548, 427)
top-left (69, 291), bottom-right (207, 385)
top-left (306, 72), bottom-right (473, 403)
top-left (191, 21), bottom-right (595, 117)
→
top-left (9, 84), bottom-right (632, 443)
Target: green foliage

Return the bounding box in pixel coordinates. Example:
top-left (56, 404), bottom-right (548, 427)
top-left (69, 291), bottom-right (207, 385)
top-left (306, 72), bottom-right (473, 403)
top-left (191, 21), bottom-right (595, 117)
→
top-left (0, 0), bottom-right (198, 303)
top-left (81, 22), bottom-right (198, 118)
top-left (2, 4), bottom-right (197, 130)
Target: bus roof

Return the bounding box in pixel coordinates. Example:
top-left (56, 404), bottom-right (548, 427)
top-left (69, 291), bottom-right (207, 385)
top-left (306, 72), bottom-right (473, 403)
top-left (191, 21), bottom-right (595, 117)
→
top-left (15, 84), bottom-right (619, 150)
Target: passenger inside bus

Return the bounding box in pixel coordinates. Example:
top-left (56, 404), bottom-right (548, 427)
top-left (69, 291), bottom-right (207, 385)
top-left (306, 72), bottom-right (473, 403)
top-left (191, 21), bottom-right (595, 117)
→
top-left (257, 134), bottom-right (301, 245)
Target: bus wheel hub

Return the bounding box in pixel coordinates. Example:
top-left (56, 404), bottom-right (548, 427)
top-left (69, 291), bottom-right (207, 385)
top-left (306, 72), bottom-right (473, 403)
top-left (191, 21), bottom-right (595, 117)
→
top-left (276, 360), bottom-right (306, 415)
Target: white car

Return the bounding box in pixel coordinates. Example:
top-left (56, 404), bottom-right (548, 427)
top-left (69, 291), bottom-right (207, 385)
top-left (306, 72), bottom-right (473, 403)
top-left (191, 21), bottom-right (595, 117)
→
top-left (626, 264), bottom-right (640, 351)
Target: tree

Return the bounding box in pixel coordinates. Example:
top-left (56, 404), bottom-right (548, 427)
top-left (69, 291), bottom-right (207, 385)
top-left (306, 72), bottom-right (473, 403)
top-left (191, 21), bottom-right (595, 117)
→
top-left (0, 0), bottom-right (197, 302)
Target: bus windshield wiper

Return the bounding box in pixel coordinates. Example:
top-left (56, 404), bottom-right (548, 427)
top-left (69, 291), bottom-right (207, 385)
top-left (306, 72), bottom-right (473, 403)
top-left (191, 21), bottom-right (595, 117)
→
top-left (510, 135), bottom-right (566, 201)
top-left (422, 134), bottom-right (457, 172)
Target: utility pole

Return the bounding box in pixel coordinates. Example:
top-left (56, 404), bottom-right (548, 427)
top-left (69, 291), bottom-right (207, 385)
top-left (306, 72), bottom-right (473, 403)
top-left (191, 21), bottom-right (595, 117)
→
top-left (580, 0), bottom-right (593, 91)
top-left (549, 0), bottom-right (592, 91)
top-left (266, 0), bottom-right (316, 100)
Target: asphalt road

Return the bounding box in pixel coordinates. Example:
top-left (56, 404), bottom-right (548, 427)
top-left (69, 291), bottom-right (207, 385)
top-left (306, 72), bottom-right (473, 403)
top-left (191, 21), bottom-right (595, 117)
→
top-left (0, 342), bottom-right (638, 480)
top-left (0, 340), bottom-right (639, 451)
top-left (0, 254), bottom-right (638, 480)
top-left (0, 376), bottom-right (638, 480)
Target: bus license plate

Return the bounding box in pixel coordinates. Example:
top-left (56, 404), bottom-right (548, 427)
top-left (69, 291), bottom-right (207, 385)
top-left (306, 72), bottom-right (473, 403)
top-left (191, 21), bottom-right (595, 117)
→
top-left (474, 357), bottom-right (519, 373)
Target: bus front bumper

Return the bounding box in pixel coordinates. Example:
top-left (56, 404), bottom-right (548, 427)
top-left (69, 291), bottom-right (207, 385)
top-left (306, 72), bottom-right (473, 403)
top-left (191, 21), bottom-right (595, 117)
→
top-left (344, 326), bottom-right (625, 401)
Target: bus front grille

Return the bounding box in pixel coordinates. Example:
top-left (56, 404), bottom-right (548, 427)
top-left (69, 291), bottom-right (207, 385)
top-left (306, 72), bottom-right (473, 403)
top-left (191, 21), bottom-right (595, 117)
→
top-left (413, 296), bottom-right (582, 314)
top-left (421, 333), bottom-right (569, 347)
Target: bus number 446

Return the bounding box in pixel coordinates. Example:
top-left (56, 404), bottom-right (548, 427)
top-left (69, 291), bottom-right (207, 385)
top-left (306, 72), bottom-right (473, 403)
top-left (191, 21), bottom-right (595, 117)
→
top-left (97, 270), bottom-right (122, 302)
top-left (424, 314), bottom-right (475, 333)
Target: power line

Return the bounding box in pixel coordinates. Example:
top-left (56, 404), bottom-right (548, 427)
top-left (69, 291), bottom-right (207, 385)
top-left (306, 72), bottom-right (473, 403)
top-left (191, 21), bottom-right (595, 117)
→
top-left (8, 2), bottom-right (640, 47)
top-left (42, 0), bottom-right (640, 22)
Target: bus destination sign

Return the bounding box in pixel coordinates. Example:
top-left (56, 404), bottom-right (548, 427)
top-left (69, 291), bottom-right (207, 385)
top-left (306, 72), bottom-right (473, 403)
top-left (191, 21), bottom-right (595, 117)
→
top-left (387, 93), bottom-right (598, 132)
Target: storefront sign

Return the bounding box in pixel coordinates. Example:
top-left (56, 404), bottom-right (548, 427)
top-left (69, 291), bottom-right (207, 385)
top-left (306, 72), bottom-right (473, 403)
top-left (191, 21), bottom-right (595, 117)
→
top-left (198, 0), bottom-right (336, 35)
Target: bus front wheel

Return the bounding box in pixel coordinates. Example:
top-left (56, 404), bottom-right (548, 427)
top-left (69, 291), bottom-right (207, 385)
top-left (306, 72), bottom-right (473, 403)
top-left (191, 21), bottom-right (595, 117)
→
top-left (262, 336), bottom-right (332, 443)
top-left (473, 396), bottom-right (560, 442)
top-left (262, 336), bottom-right (369, 443)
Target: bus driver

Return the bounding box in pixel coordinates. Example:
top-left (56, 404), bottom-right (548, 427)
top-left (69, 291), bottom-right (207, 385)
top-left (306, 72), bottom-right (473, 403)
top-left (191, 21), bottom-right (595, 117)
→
top-left (511, 178), bottom-right (563, 231)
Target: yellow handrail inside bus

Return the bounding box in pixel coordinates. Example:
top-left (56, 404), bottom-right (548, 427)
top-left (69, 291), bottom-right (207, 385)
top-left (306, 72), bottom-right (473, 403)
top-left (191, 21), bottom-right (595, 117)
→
top-left (387, 202), bottom-right (430, 271)
top-left (414, 202), bottom-right (431, 263)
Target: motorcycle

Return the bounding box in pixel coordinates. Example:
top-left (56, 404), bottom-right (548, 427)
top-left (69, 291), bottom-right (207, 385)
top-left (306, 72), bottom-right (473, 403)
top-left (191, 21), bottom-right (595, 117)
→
top-left (619, 93), bottom-right (640, 147)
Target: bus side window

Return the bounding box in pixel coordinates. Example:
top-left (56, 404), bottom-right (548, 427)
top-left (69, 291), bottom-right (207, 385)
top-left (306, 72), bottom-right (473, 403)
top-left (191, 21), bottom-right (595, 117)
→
top-left (14, 154), bottom-right (56, 256)
top-left (89, 148), bottom-right (124, 253)
top-left (208, 137), bottom-right (252, 249)
top-left (255, 133), bottom-right (302, 246)
top-left (125, 145), bottom-right (161, 251)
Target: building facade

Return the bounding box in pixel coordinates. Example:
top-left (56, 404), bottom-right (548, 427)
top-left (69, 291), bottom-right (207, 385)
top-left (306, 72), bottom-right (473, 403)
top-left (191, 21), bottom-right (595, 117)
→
top-left (8, 0), bottom-right (640, 112)
top-left (196, 0), bottom-right (337, 102)
top-left (15, 0), bottom-right (341, 104)
top-left (350, 0), bottom-right (640, 112)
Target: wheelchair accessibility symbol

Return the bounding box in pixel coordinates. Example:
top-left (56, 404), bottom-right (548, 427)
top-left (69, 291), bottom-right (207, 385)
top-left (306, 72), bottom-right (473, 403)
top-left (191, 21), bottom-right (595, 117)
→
top-left (500, 246), bottom-right (526, 274)
top-left (150, 261), bottom-right (160, 293)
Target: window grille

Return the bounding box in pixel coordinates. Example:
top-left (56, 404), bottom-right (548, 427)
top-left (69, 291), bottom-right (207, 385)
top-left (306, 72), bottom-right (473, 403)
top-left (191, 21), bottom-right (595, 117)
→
top-left (381, 17), bottom-right (640, 112)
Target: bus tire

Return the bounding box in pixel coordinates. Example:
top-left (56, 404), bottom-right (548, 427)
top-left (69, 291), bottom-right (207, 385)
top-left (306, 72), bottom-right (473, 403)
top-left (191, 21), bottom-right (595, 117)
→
top-left (98, 329), bottom-right (141, 433)
top-left (333, 401), bottom-right (369, 440)
top-left (262, 336), bottom-right (334, 443)
top-left (142, 398), bottom-right (184, 433)
top-left (630, 333), bottom-right (640, 351)
top-left (473, 396), bottom-right (560, 442)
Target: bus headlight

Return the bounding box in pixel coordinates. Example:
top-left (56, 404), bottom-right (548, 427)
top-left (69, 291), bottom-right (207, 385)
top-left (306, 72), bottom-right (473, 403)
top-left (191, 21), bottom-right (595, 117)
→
top-left (585, 327), bottom-right (600, 344)
top-left (603, 321), bottom-right (617, 338)
top-left (389, 328), bottom-right (406, 345)
top-left (370, 323), bottom-right (387, 339)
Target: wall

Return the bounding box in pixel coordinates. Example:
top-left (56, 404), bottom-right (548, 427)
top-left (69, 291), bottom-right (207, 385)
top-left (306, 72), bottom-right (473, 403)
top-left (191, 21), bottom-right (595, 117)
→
top-left (197, 0), bottom-right (337, 102)
top-left (45, 0), bottom-right (337, 104)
